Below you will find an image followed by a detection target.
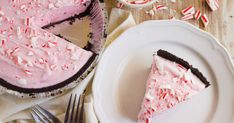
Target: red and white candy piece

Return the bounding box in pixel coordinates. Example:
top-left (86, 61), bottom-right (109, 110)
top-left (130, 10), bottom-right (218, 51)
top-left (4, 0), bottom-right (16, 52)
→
top-left (155, 5), bottom-right (168, 11)
top-left (24, 69), bottom-right (32, 76)
top-left (129, 0), bottom-right (150, 4)
top-left (206, 0), bottom-right (219, 11)
top-left (201, 14), bottom-right (209, 27)
top-left (25, 17), bottom-right (31, 26)
top-left (50, 64), bottom-right (57, 70)
top-left (181, 13), bottom-right (194, 21)
top-left (181, 6), bottom-right (195, 15)
top-left (16, 56), bottom-right (23, 65)
top-left (0, 38), bottom-right (6, 47)
top-left (194, 10), bottom-right (201, 20)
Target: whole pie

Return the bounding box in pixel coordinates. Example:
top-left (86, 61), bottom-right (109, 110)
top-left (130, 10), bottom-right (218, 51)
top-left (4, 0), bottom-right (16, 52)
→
top-left (0, 0), bottom-right (106, 97)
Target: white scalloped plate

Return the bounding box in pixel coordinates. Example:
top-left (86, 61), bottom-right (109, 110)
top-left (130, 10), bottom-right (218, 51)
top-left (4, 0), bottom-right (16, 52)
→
top-left (93, 20), bottom-right (234, 123)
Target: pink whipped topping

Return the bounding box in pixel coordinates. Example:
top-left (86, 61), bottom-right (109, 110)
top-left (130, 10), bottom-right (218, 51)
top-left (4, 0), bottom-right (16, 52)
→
top-left (138, 54), bottom-right (206, 123)
top-left (0, 0), bottom-right (93, 88)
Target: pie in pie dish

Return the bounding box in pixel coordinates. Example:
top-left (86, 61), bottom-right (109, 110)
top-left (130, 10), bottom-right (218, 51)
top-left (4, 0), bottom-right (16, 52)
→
top-left (138, 49), bottom-right (210, 123)
top-left (0, 0), bottom-right (106, 97)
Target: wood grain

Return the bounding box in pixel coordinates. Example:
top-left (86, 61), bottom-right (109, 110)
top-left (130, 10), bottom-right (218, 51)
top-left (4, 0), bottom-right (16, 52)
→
top-left (105, 0), bottom-right (234, 59)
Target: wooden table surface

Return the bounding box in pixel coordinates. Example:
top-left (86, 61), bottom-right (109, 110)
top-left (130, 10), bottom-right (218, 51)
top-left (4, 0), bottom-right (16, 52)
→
top-left (105, 0), bottom-right (234, 59)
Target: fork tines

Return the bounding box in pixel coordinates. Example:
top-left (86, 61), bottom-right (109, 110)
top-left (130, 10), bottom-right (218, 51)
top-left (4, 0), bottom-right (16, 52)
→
top-left (31, 105), bottom-right (61, 123)
top-left (64, 94), bottom-right (85, 123)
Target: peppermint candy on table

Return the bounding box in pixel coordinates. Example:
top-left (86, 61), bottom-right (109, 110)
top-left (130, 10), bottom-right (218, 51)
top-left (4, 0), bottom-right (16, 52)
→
top-left (181, 13), bottom-right (194, 21)
top-left (129, 0), bottom-right (150, 4)
top-left (201, 14), bottom-right (209, 27)
top-left (206, 0), bottom-right (219, 11)
top-left (194, 10), bottom-right (201, 20)
top-left (155, 5), bottom-right (168, 11)
top-left (181, 6), bottom-right (195, 15)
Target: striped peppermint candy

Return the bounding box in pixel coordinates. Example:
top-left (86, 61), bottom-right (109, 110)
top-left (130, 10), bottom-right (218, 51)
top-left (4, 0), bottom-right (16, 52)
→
top-left (129, 0), bottom-right (150, 4)
top-left (181, 13), bottom-right (194, 21)
top-left (194, 10), bottom-right (201, 20)
top-left (181, 6), bottom-right (195, 15)
top-left (155, 5), bottom-right (168, 11)
top-left (201, 14), bottom-right (209, 27)
top-left (206, 0), bottom-right (219, 11)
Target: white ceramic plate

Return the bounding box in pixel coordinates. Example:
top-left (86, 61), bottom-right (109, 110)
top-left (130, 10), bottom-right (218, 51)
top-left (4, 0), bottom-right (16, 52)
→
top-left (93, 20), bottom-right (234, 123)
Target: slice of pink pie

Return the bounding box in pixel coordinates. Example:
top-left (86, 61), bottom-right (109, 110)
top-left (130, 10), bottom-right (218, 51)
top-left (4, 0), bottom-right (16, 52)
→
top-left (138, 49), bottom-right (210, 123)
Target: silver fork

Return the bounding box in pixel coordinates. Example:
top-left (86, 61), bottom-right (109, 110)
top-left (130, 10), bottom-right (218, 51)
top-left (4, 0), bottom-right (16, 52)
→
top-left (31, 105), bottom-right (62, 123)
top-left (64, 94), bottom-right (85, 123)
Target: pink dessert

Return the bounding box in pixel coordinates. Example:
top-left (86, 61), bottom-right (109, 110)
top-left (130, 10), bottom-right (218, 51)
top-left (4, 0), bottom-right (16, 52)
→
top-left (0, 0), bottom-right (98, 90)
top-left (138, 49), bottom-right (210, 123)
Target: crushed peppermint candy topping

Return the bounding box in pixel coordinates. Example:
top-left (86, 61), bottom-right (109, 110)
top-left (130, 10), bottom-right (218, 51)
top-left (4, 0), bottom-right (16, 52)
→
top-left (181, 6), bottom-right (195, 15)
top-left (24, 70), bottom-right (32, 76)
top-left (50, 64), bottom-right (57, 70)
top-left (13, 47), bottom-right (20, 53)
top-left (0, 38), bottom-right (6, 47)
top-left (15, 56), bottom-right (23, 65)
top-left (38, 58), bottom-right (45, 64)
top-left (47, 41), bottom-right (56, 48)
top-left (25, 17), bottom-right (31, 26)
